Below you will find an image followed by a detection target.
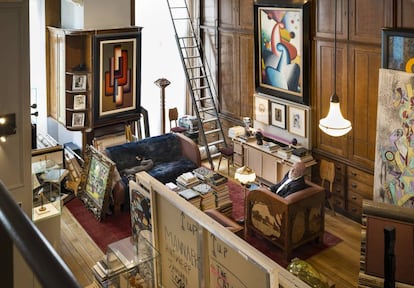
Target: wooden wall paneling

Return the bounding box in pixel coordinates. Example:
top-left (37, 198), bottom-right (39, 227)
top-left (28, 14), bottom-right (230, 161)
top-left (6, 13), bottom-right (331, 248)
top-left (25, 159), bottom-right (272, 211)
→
top-left (347, 44), bottom-right (380, 170)
top-left (315, 40), bottom-right (348, 157)
top-left (239, 33), bottom-right (254, 118)
top-left (348, 0), bottom-right (394, 44)
top-left (396, 0), bottom-right (414, 28)
top-left (315, 0), bottom-right (348, 40)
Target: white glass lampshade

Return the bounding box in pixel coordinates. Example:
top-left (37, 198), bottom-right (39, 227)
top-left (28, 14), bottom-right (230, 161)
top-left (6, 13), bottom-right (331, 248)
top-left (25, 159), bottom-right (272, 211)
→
top-left (319, 94), bottom-right (352, 137)
top-left (235, 166), bottom-right (256, 185)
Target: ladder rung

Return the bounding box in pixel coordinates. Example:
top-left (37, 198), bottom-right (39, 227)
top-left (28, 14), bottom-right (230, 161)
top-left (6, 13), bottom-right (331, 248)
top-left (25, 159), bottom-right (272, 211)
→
top-left (181, 45), bottom-right (198, 49)
top-left (183, 55), bottom-right (201, 60)
top-left (210, 152), bottom-right (221, 158)
top-left (202, 117), bottom-right (218, 124)
top-left (197, 96), bottom-right (213, 101)
top-left (186, 65), bottom-right (203, 70)
top-left (193, 86), bottom-right (209, 91)
top-left (189, 75), bottom-right (207, 80)
top-left (205, 129), bottom-right (221, 135)
top-left (172, 17), bottom-right (191, 21)
top-left (199, 107), bottom-right (215, 113)
top-left (208, 140), bottom-right (225, 147)
top-left (170, 6), bottom-right (187, 9)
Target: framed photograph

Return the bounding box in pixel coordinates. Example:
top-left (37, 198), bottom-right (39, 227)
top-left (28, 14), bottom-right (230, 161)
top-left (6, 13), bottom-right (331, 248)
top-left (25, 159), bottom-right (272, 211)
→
top-left (254, 0), bottom-right (311, 105)
top-left (71, 112), bottom-right (85, 127)
top-left (79, 145), bottom-right (115, 221)
top-left (93, 31), bottom-right (142, 125)
top-left (254, 96), bottom-right (269, 124)
top-left (288, 106), bottom-right (306, 137)
top-left (270, 102), bottom-right (286, 129)
top-left (72, 74), bottom-right (87, 91)
top-left (381, 28), bottom-right (414, 72)
top-left (73, 94), bottom-right (86, 110)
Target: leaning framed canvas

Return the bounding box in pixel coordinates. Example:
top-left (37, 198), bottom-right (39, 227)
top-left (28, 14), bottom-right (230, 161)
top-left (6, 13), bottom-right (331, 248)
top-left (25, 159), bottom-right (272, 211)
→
top-left (93, 31), bottom-right (142, 125)
top-left (254, 0), bottom-right (311, 105)
top-left (270, 101), bottom-right (286, 129)
top-left (381, 28), bottom-right (414, 73)
top-left (288, 106), bottom-right (306, 137)
top-left (79, 145), bottom-right (115, 221)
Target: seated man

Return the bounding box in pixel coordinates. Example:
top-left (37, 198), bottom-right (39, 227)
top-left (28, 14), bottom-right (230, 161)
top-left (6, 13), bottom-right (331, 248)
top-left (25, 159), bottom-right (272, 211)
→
top-left (269, 162), bottom-right (308, 197)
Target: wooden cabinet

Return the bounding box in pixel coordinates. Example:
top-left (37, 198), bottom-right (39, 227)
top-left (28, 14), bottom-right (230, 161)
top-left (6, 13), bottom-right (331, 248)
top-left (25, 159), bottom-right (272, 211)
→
top-left (347, 166), bottom-right (373, 220)
top-left (395, 0), bottom-right (414, 28)
top-left (219, 0), bottom-right (253, 30)
top-left (48, 28), bottom-right (92, 130)
top-left (233, 138), bottom-right (244, 167)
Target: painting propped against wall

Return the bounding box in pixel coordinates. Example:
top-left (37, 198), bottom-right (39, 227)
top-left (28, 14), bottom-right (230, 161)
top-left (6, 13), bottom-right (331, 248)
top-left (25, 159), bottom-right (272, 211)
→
top-left (374, 69), bottom-right (414, 207)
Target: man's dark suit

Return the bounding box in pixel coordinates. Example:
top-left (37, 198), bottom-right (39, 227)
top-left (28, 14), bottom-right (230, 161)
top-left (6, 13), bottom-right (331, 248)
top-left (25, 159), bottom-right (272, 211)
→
top-left (269, 172), bottom-right (308, 197)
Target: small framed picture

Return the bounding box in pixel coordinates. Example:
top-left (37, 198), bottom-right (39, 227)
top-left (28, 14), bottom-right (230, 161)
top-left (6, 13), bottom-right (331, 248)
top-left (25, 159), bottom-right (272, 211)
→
top-left (73, 94), bottom-right (86, 110)
top-left (288, 106), bottom-right (306, 137)
top-left (72, 74), bottom-right (87, 91)
top-left (270, 102), bottom-right (286, 129)
top-left (72, 112), bottom-right (85, 127)
top-left (254, 96), bottom-right (269, 124)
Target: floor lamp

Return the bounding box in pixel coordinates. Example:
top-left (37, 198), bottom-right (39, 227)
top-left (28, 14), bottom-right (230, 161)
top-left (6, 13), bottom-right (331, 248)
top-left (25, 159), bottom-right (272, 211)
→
top-left (234, 166), bottom-right (256, 222)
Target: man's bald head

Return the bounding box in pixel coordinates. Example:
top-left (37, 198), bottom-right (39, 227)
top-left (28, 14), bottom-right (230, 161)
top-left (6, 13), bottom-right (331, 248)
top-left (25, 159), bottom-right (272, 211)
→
top-left (289, 162), bottom-right (306, 179)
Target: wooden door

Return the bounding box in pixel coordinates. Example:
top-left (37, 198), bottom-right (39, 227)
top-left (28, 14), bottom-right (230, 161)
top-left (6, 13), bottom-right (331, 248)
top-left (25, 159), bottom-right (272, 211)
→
top-left (347, 44), bottom-right (380, 170)
top-left (315, 0), bottom-right (348, 40)
top-left (395, 0), bottom-right (414, 28)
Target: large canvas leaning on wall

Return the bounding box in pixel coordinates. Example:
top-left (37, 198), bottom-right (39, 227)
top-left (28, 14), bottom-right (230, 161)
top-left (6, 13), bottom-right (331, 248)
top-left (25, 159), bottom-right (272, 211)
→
top-left (373, 69), bottom-right (414, 207)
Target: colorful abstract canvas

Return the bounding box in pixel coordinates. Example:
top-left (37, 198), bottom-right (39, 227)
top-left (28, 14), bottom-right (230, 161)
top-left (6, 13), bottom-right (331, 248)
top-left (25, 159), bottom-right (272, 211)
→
top-left (374, 68), bottom-right (414, 207)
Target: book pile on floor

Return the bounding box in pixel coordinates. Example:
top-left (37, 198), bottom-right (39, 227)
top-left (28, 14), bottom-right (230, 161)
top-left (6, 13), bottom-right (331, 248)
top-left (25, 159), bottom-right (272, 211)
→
top-left (92, 259), bottom-right (125, 287)
top-left (192, 183), bottom-right (215, 211)
top-left (178, 188), bottom-right (201, 207)
top-left (193, 166), bottom-right (215, 180)
top-left (176, 172), bottom-right (200, 188)
top-left (207, 173), bottom-right (231, 208)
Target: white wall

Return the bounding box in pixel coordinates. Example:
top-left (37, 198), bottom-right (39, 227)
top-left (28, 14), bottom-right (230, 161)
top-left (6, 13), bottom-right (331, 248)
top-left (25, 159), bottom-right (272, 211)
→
top-left (135, 0), bottom-right (187, 136)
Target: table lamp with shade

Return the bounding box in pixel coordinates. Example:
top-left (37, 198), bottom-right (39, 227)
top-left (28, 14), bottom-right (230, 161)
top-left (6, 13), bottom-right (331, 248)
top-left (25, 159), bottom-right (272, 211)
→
top-left (234, 166), bottom-right (256, 222)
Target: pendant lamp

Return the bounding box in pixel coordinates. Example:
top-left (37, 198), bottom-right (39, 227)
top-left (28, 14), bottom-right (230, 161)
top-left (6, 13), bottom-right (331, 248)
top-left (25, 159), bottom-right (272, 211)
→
top-left (318, 0), bottom-right (352, 137)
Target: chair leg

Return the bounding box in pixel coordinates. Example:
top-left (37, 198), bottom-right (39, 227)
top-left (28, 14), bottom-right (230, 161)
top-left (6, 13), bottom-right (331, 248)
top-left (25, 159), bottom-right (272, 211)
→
top-left (217, 154), bottom-right (223, 171)
top-left (327, 198), bottom-right (335, 216)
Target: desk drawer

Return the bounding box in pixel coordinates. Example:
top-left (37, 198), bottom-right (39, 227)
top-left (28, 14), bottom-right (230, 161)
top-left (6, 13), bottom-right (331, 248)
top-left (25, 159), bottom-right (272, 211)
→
top-left (348, 166), bottom-right (373, 184)
top-left (348, 179), bottom-right (372, 199)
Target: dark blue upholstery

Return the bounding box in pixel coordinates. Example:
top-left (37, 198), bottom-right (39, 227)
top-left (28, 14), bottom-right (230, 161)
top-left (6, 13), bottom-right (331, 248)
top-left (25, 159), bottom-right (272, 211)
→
top-left (105, 133), bottom-right (198, 184)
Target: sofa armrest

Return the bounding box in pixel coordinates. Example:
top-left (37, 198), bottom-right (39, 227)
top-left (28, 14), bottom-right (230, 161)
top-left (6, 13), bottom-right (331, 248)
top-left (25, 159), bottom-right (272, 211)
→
top-left (176, 133), bottom-right (201, 167)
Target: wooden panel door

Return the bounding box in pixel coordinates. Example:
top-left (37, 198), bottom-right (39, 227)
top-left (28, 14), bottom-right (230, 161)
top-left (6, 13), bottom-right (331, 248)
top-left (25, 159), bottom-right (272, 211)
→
top-left (347, 44), bottom-right (380, 170)
top-left (348, 0), bottom-right (393, 44)
top-left (315, 0), bottom-right (348, 40)
top-left (219, 31), bottom-right (240, 118)
top-left (315, 40), bottom-right (349, 157)
top-left (396, 0), bottom-right (414, 28)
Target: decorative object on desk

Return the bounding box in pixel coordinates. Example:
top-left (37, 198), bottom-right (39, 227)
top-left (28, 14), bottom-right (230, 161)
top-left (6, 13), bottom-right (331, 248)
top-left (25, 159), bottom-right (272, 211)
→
top-left (79, 145), bottom-right (115, 221)
top-left (318, 0), bottom-right (352, 137)
top-left (381, 28), bottom-right (414, 72)
top-left (255, 131), bottom-right (263, 145)
top-left (254, 1), bottom-right (311, 105)
top-left (271, 102), bottom-right (286, 129)
top-left (38, 189), bottom-right (47, 212)
top-left (243, 116), bottom-right (252, 136)
top-left (254, 95), bottom-right (270, 124)
top-left (93, 31), bottom-right (141, 126)
top-left (288, 106), bottom-right (306, 137)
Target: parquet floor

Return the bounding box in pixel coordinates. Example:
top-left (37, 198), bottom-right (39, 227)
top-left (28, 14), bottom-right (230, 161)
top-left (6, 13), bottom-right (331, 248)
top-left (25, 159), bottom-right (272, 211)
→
top-left (60, 158), bottom-right (362, 287)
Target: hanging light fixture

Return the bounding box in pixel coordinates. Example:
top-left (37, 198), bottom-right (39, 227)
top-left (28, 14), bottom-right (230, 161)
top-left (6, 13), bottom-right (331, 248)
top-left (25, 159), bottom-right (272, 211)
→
top-left (319, 0), bottom-right (352, 137)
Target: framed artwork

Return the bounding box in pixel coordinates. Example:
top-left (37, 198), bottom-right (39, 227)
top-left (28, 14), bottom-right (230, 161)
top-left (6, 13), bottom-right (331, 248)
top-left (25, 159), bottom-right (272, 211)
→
top-left (254, 96), bottom-right (269, 124)
top-left (93, 31), bottom-right (142, 125)
top-left (73, 94), bottom-right (86, 110)
top-left (270, 102), bottom-right (286, 129)
top-left (129, 180), bottom-right (152, 242)
top-left (254, 0), bottom-right (311, 105)
top-left (381, 28), bottom-right (414, 73)
top-left (79, 145), bottom-right (115, 221)
top-left (71, 112), bottom-right (85, 127)
top-left (72, 74), bottom-right (87, 91)
top-left (288, 106), bottom-right (306, 137)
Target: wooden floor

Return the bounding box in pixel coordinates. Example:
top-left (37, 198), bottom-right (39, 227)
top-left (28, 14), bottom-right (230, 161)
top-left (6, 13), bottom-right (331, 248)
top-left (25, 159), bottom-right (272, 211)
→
top-left (60, 159), bottom-right (362, 288)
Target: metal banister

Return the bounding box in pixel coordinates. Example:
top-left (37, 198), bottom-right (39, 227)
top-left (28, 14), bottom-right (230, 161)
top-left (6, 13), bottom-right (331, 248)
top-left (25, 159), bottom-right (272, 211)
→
top-left (0, 180), bottom-right (81, 288)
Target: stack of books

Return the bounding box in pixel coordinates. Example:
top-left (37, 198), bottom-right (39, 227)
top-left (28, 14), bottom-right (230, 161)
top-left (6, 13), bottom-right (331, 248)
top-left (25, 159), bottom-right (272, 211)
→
top-left (193, 166), bottom-right (215, 181)
top-left (209, 173), bottom-right (228, 186)
top-left (262, 141), bottom-right (280, 152)
top-left (290, 147), bottom-right (314, 163)
top-left (207, 174), bottom-right (230, 208)
top-left (92, 259), bottom-right (124, 286)
top-left (276, 146), bottom-right (294, 159)
top-left (165, 182), bottom-right (180, 192)
top-left (200, 192), bottom-right (216, 211)
top-left (178, 188), bottom-right (201, 207)
top-left (176, 172), bottom-right (200, 188)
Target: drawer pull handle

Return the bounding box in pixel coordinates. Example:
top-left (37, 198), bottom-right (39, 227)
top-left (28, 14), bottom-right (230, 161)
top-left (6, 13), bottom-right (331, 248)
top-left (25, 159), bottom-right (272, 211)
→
top-left (352, 196), bottom-right (357, 200)
top-left (352, 172), bottom-right (357, 176)
top-left (352, 183), bottom-right (357, 189)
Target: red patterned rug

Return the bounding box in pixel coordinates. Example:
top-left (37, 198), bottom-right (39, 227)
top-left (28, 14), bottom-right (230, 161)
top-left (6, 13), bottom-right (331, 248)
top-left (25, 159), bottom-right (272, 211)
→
top-left (65, 197), bottom-right (131, 253)
top-left (67, 180), bottom-right (342, 266)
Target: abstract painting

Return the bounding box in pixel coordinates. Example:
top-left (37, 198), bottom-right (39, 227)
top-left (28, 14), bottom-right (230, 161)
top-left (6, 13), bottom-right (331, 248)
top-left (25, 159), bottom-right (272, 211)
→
top-left (381, 28), bottom-right (414, 73)
top-left (373, 68), bottom-right (414, 207)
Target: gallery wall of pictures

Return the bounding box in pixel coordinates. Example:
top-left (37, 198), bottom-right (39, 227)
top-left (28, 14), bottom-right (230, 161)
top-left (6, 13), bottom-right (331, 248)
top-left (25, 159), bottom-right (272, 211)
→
top-left (253, 93), bottom-right (311, 148)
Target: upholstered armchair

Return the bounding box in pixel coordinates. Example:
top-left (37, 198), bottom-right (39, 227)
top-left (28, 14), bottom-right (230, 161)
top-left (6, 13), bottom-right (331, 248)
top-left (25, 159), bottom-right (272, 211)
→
top-left (245, 181), bottom-right (325, 261)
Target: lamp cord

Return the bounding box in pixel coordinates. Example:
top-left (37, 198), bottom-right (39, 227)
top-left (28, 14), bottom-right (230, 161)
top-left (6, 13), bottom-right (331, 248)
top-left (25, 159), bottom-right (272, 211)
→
top-left (333, 0), bottom-right (337, 96)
